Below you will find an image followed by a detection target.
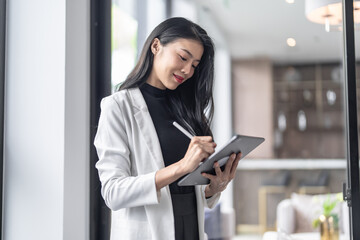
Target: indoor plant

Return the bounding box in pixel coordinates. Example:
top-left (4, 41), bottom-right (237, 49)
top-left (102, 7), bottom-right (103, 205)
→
top-left (312, 193), bottom-right (342, 240)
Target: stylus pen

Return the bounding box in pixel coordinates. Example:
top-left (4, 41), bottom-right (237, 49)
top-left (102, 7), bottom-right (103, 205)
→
top-left (173, 121), bottom-right (194, 139)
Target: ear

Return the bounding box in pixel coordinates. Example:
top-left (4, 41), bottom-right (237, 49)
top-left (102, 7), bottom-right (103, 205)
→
top-left (151, 38), bottom-right (161, 54)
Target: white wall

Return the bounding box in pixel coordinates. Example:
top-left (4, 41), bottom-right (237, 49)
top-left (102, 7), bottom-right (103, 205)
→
top-left (4, 0), bottom-right (89, 239)
top-left (171, 0), bottom-right (198, 22)
top-left (147, 0), bottom-right (166, 36)
top-left (232, 59), bottom-right (274, 158)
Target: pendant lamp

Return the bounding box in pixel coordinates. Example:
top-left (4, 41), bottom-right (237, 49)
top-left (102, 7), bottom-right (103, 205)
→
top-left (305, 0), bottom-right (360, 31)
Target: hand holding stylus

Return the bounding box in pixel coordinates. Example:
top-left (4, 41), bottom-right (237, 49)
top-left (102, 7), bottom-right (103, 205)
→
top-left (180, 136), bottom-right (216, 174)
top-left (154, 122), bottom-right (216, 191)
top-left (173, 122), bottom-right (216, 174)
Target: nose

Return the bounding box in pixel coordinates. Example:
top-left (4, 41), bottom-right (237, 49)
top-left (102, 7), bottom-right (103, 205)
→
top-left (181, 62), bottom-right (193, 76)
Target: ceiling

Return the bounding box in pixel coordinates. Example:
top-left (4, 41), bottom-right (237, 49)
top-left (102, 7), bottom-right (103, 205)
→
top-left (196, 0), bottom-right (360, 64)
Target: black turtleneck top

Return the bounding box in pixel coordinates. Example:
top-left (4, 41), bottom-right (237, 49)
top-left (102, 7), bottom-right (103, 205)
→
top-left (139, 83), bottom-right (194, 194)
top-left (139, 83), bottom-right (200, 240)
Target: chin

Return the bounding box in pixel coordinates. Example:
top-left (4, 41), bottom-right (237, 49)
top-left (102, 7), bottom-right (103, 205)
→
top-left (167, 86), bottom-right (178, 90)
top-left (165, 82), bottom-right (179, 90)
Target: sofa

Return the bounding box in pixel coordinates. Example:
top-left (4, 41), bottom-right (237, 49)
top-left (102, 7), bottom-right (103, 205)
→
top-left (276, 193), bottom-right (349, 235)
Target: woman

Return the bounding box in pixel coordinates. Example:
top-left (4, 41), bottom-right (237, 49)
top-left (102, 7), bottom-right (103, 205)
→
top-left (94, 17), bottom-right (241, 240)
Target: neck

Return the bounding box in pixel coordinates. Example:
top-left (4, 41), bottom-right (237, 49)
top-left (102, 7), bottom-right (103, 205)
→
top-left (146, 72), bottom-right (166, 90)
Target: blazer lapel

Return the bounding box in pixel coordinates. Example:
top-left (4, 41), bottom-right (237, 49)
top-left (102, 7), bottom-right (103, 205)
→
top-left (128, 88), bottom-right (165, 170)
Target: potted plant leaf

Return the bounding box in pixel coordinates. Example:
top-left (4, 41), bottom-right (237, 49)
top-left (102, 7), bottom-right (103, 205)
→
top-left (312, 193), bottom-right (342, 240)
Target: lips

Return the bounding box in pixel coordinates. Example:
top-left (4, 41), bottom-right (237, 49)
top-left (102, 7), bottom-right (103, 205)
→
top-left (173, 74), bottom-right (184, 83)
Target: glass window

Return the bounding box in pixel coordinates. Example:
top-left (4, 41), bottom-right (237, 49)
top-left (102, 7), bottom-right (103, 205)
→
top-left (111, 0), bottom-right (138, 92)
top-left (194, 1), bottom-right (350, 239)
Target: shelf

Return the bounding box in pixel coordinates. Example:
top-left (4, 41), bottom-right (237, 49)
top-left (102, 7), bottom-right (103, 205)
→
top-left (274, 80), bottom-right (343, 91)
top-left (237, 159), bottom-right (346, 170)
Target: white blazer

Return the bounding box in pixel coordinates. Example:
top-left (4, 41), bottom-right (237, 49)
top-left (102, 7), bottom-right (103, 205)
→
top-left (94, 88), bottom-right (220, 240)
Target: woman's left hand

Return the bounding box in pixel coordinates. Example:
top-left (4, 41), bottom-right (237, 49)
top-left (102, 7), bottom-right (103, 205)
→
top-left (202, 152), bottom-right (242, 198)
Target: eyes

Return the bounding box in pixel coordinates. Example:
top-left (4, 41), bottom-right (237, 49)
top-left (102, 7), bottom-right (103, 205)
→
top-left (178, 54), bottom-right (198, 69)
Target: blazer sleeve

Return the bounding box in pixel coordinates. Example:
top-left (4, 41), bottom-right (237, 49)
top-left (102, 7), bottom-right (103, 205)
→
top-left (94, 96), bottom-right (160, 211)
top-left (200, 185), bottom-right (221, 209)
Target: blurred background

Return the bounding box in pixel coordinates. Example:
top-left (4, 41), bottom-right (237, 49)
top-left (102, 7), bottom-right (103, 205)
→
top-left (110, 0), bottom-right (359, 239)
top-left (2, 0), bottom-right (360, 239)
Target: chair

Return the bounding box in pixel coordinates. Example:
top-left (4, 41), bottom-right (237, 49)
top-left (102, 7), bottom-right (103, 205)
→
top-left (298, 171), bottom-right (329, 195)
top-left (258, 171), bottom-right (291, 233)
top-left (204, 203), bottom-right (235, 240)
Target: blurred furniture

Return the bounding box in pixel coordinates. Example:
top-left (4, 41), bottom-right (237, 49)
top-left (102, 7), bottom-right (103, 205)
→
top-left (262, 231), bottom-right (348, 240)
top-left (262, 192), bottom-right (350, 240)
top-left (298, 171), bottom-right (329, 194)
top-left (273, 63), bottom-right (345, 159)
top-left (276, 193), bottom-right (349, 236)
top-left (204, 203), bottom-right (235, 240)
top-left (234, 162), bottom-right (346, 235)
top-left (258, 171), bottom-right (291, 233)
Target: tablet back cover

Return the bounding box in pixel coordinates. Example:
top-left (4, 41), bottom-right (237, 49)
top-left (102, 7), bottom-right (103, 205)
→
top-left (178, 135), bottom-right (264, 186)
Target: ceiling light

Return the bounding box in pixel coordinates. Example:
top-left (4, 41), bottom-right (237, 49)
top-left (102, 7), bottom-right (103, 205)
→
top-left (286, 0), bottom-right (295, 4)
top-left (305, 0), bottom-right (360, 32)
top-left (287, 38), bottom-right (296, 47)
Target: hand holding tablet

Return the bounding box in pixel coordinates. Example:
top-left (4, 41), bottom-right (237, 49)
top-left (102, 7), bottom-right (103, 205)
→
top-left (173, 121), bottom-right (265, 186)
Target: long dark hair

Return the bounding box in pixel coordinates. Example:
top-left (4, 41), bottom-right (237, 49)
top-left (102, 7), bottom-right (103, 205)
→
top-left (118, 17), bottom-right (215, 137)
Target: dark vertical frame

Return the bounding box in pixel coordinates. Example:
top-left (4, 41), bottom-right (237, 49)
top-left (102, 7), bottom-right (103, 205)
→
top-left (90, 0), bottom-right (112, 239)
top-left (0, 0), bottom-right (6, 238)
top-left (342, 0), bottom-right (360, 239)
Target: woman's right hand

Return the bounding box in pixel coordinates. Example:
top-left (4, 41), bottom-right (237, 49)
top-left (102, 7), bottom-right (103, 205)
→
top-left (155, 136), bottom-right (216, 191)
top-left (180, 136), bottom-right (216, 174)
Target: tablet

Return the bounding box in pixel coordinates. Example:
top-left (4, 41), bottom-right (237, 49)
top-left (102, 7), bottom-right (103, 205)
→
top-left (177, 134), bottom-right (265, 186)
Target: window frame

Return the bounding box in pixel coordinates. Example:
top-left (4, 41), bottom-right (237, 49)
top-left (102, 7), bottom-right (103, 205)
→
top-left (90, 0), bottom-right (112, 239)
top-left (0, 0), bottom-right (7, 238)
top-left (342, 0), bottom-right (360, 239)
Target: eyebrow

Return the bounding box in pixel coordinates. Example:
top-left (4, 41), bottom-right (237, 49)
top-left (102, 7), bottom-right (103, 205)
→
top-left (180, 48), bottom-right (201, 62)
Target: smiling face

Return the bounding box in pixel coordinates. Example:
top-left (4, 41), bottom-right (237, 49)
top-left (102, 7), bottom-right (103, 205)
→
top-left (147, 38), bottom-right (204, 90)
